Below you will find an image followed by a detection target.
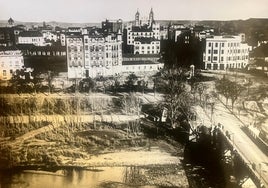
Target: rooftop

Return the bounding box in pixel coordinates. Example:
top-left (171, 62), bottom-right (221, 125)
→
top-left (134, 37), bottom-right (159, 44)
top-left (131, 26), bottom-right (152, 32)
top-left (122, 60), bottom-right (162, 65)
top-left (123, 53), bottom-right (160, 58)
top-left (0, 46), bottom-right (20, 51)
top-left (19, 31), bottom-right (43, 37)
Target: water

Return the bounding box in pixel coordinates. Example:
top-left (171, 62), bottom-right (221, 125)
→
top-left (0, 167), bottom-right (156, 188)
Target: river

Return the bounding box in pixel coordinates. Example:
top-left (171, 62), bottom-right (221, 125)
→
top-left (0, 167), bottom-right (160, 188)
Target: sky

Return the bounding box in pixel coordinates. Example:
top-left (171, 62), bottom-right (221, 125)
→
top-left (0, 0), bottom-right (268, 23)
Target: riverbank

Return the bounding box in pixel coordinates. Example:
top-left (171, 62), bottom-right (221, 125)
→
top-left (0, 118), bottom-right (189, 187)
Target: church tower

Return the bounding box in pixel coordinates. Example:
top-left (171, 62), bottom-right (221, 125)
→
top-left (149, 8), bottom-right (154, 27)
top-left (8, 17), bottom-right (14, 27)
top-left (135, 9), bottom-right (140, 26)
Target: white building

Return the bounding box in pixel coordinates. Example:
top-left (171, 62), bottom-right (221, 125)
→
top-left (121, 61), bottom-right (163, 73)
top-left (203, 34), bottom-right (250, 70)
top-left (126, 9), bottom-right (160, 54)
top-left (42, 31), bottom-right (58, 42)
top-left (122, 54), bottom-right (163, 74)
top-left (18, 31), bottom-right (45, 46)
top-left (133, 38), bottom-right (160, 54)
top-left (67, 32), bottom-right (122, 79)
top-left (0, 47), bottom-right (24, 80)
top-left (60, 33), bottom-right (66, 46)
top-left (66, 36), bottom-right (84, 79)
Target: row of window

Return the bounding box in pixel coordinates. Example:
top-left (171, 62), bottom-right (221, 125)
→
top-left (84, 38), bottom-right (105, 43)
top-left (208, 42), bottom-right (242, 48)
top-left (1, 60), bottom-right (21, 66)
top-left (135, 46), bottom-right (159, 50)
top-left (207, 55), bottom-right (248, 61)
top-left (135, 50), bottom-right (160, 54)
top-left (125, 65), bottom-right (154, 70)
top-left (208, 48), bottom-right (248, 54)
top-left (27, 51), bottom-right (65, 56)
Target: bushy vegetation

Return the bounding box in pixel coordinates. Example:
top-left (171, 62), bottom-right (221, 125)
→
top-left (0, 95), bottom-right (114, 116)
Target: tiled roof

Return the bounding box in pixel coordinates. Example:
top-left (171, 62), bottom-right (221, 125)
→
top-left (0, 46), bottom-right (20, 51)
top-left (134, 37), bottom-right (159, 44)
top-left (123, 53), bottom-right (160, 58)
top-left (122, 61), bottom-right (160, 65)
top-left (16, 44), bottom-right (65, 51)
top-left (132, 26), bottom-right (152, 32)
top-left (19, 31), bottom-right (43, 37)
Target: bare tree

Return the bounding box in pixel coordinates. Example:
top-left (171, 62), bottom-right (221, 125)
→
top-left (160, 68), bottom-right (192, 129)
top-left (216, 77), bottom-right (244, 110)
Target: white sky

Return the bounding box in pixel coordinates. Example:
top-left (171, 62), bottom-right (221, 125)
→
top-left (0, 0), bottom-right (268, 22)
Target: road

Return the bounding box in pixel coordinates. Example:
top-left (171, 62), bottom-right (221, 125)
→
top-left (195, 100), bottom-right (268, 187)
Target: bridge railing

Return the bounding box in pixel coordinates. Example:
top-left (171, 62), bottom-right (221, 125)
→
top-left (218, 128), bottom-right (266, 188)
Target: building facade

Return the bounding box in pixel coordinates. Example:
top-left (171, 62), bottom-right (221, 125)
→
top-left (122, 54), bottom-right (163, 73)
top-left (203, 35), bottom-right (250, 70)
top-left (0, 47), bottom-right (24, 80)
top-left (102, 19), bottom-right (123, 34)
top-left (66, 36), bottom-right (84, 79)
top-left (133, 38), bottom-right (160, 54)
top-left (125, 9), bottom-right (160, 54)
top-left (18, 31), bottom-right (45, 46)
top-left (67, 32), bottom-right (122, 79)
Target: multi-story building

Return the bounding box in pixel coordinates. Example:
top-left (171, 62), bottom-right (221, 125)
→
top-left (0, 27), bottom-right (16, 47)
top-left (203, 34), bottom-right (250, 70)
top-left (133, 37), bottom-right (160, 54)
top-left (18, 31), bottom-right (45, 46)
top-left (17, 44), bottom-right (66, 56)
top-left (0, 47), bottom-right (24, 80)
top-left (66, 36), bottom-right (84, 79)
top-left (102, 19), bottom-right (123, 34)
top-left (122, 54), bottom-right (163, 74)
top-left (125, 8), bottom-right (160, 54)
top-left (67, 31), bottom-right (122, 79)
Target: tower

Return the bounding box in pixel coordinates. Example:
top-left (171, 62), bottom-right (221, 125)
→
top-left (8, 17), bottom-right (14, 27)
top-left (135, 9), bottom-right (140, 26)
top-left (149, 8), bottom-right (154, 27)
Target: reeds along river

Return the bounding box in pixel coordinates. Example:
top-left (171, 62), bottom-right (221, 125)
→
top-left (0, 167), bottom-right (158, 188)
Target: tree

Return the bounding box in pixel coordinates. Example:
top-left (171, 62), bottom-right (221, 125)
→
top-left (216, 77), bottom-right (244, 110)
top-left (160, 68), bottom-right (192, 129)
top-left (10, 69), bottom-right (41, 94)
top-left (215, 77), bottom-right (232, 105)
top-left (137, 79), bottom-right (146, 94)
top-left (229, 82), bottom-right (244, 110)
top-left (79, 77), bottom-right (95, 93)
top-left (125, 73), bottom-right (138, 92)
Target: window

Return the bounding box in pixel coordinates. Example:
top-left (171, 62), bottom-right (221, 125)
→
top-left (221, 43), bottom-right (224, 47)
top-left (208, 50), bottom-right (211, 54)
top-left (213, 50), bottom-right (218, 54)
top-left (3, 70), bottom-right (6, 76)
top-left (221, 50), bottom-right (224, 54)
top-left (213, 56), bottom-right (217, 61)
top-left (208, 56), bottom-right (211, 61)
top-left (221, 57), bottom-right (224, 61)
top-left (208, 42), bottom-right (211, 47)
top-left (215, 43), bottom-right (218, 47)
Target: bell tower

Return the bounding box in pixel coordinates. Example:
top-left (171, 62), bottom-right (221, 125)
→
top-left (149, 8), bottom-right (154, 27)
top-left (135, 9), bottom-right (140, 26)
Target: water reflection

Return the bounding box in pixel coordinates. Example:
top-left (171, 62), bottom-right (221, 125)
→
top-left (0, 167), bottom-right (156, 188)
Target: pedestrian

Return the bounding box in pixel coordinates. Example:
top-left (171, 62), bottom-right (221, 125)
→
top-left (218, 123), bottom-right (221, 128)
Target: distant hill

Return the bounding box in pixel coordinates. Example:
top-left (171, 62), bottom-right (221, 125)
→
top-left (0, 20), bottom-right (100, 28)
top-left (1, 18), bottom-right (268, 46)
top-left (157, 18), bottom-right (268, 45)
